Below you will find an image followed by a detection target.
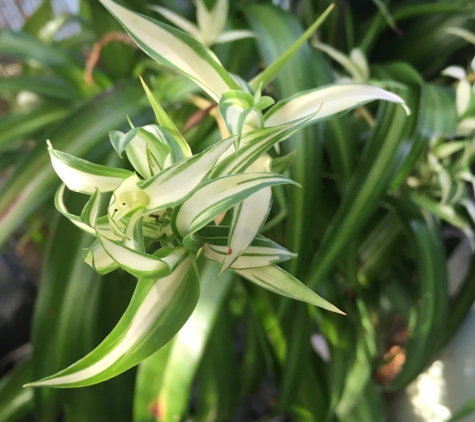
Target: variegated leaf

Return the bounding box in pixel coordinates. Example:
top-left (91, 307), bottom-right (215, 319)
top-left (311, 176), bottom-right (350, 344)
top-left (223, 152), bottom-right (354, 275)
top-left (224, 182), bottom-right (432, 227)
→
top-left (96, 228), bottom-right (187, 278)
top-left (174, 172), bottom-right (298, 247)
top-left (139, 77), bottom-right (191, 159)
top-left (99, 0), bottom-right (240, 101)
top-left (212, 114), bottom-right (313, 178)
top-left (203, 231), bottom-right (296, 269)
top-left (220, 156), bottom-right (272, 274)
top-left (110, 126), bottom-right (172, 178)
top-left (235, 265), bottom-right (344, 314)
top-left (48, 141), bottom-right (132, 194)
top-left (264, 84), bottom-right (410, 127)
top-left (25, 258), bottom-right (199, 388)
top-left (123, 209), bottom-right (145, 252)
top-left (83, 240), bottom-right (119, 275)
top-left (218, 90), bottom-right (274, 144)
top-left (149, 5), bottom-right (200, 39)
top-left (215, 29), bottom-right (255, 44)
top-left (138, 135), bottom-right (236, 212)
top-left (54, 184), bottom-right (95, 235)
top-left (80, 189), bottom-right (101, 228)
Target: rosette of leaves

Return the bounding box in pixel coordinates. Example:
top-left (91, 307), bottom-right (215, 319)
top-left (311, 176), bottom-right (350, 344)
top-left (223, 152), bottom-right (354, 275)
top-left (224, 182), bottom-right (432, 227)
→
top-left (25, 0), bottom-right (409, 389)
top-left (406, 53), bottom-right (475, 242)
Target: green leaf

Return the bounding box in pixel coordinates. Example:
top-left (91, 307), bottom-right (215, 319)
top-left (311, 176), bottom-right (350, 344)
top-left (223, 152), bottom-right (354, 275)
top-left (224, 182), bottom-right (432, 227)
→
top-left (139, 77), bottom-right (192, 159)
top-left (151, 260), bottom-right (234, 422)
top-left (99, 0), bottom-right (240, 100)
top-left (306, 101), bottom-right (411, 291)
top-left (0, 104), bottom-right (68, 152)
top-left (446, 394), bottom-right (475, 422)
top-left (0, 76), bottom-right (76, 100)
top-left (26, 258), bottom-right (199, 388)
top-left (270, 150), bottom-right (295, 174)
top-left (236, 265), bottom-right (344, 313)
top-left (249, 3), bottom-right (335, 91)
top-left (22, 0), bottom-right (52, 38)
top-left (0, 360), bottom-right (33, 422)
top-left (0, 81), bottom-right (147, 248)
top-left (387, 203), bottom-right (448, 390)
top-left (30, 191), bottom-right (132, 421)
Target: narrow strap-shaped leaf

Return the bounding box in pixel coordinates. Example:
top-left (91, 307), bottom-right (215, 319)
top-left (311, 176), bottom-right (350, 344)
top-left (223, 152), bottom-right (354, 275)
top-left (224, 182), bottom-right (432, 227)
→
top-left (138, 135), bottom-right (236, 212)
top-left (83, 240), bottom-right (119, 275)
top-left (149, 5), bottom-right (200, 39)
top-left (203, 235), bottom-right (296, 269)
top-left (387, 203), bottom-right (448, 390)
top-left (235, 265), bottom-right (344, 314)
top-left (48, 141), bottom-right (132, 194)
top-left (96, 228), bottom-right (187, 278)
top-left (150, 260), bottom-right (234, 421)
top-left (218, 90), bottom-right (274, 146)
top-left (139, 77), bottom-right (192, 159)
top-left (215, 29), bottom-right (255, 44)
top-left (54, 184), bottom-right (95, 235)
top-left (80, 188), bottom-right (101, 227)
top-left (219, 188), bottom-right (271, 274)
top-left (212, 114), bottom-right (313, 177)
top-left (313, 42), bottom-right (367, 82)
top-left (220, 156), bottom-right (272, 274)
top-left (25, 258), bottom-right (199, 388)
top-left (174, 172), bottom-right (298, 241)
top-left (264, 84), bottom-right (409, 127)
top-left (123, 209), bottom-right (145, 252)
top-left (99, 0), bottom-right (240, 101)
top-left (0, 360), bottom-right (33, 422)
top-left (110, 126), bottom-right (172, 178)
top-left (249, 4), bottom-right (335, 91)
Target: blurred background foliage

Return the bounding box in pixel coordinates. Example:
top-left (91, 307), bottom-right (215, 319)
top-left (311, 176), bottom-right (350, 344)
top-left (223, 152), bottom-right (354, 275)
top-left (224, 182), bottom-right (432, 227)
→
top-left (2, 0), bottom-right (475, 421)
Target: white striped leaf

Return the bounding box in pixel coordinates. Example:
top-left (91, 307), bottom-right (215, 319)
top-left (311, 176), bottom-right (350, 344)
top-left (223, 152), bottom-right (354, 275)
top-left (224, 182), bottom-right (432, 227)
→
top-left (25, 258), bottom-right (199, 388)
top-left (80, 189), bottom-right (101, 228)
top-left (99, 0), bottom-right (240, 101)
top-left (215, 29), bottom-right (254, 44)
top-left (235, 265), bottom-right (344, 314)
top-left (220, 156), bottom-right (272, 274)
top-left (264, 84), bottom-right (410, 127)
top-left (212, 114), bottom-right (313, 177)
top-left (123, 209), bottom-right (145, 252)
top-left (110, 127), bottom-right (172, 178)
top-left (149, 5), bottom-right (200, 39)
top-left (96, 228), bottom-right (187, 278)
top-left (54, 184), bottom-right (95, 235)
top-left (218, 90), bottom-right (274, 145)
top-left (174, 172), bottom-right (298, 245)
top-left (138, 135), bottom-right (236, 212)
top-left (196, 0), bottom-right (227, 45)
top-left (83, 240), bottom-right (119, 275)
top-left (202, 232), bottom-right (296, 269)
top-left (313, 41), bottom-right (367, 82)
top-left (48, 141), bottom-right (132, 194)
